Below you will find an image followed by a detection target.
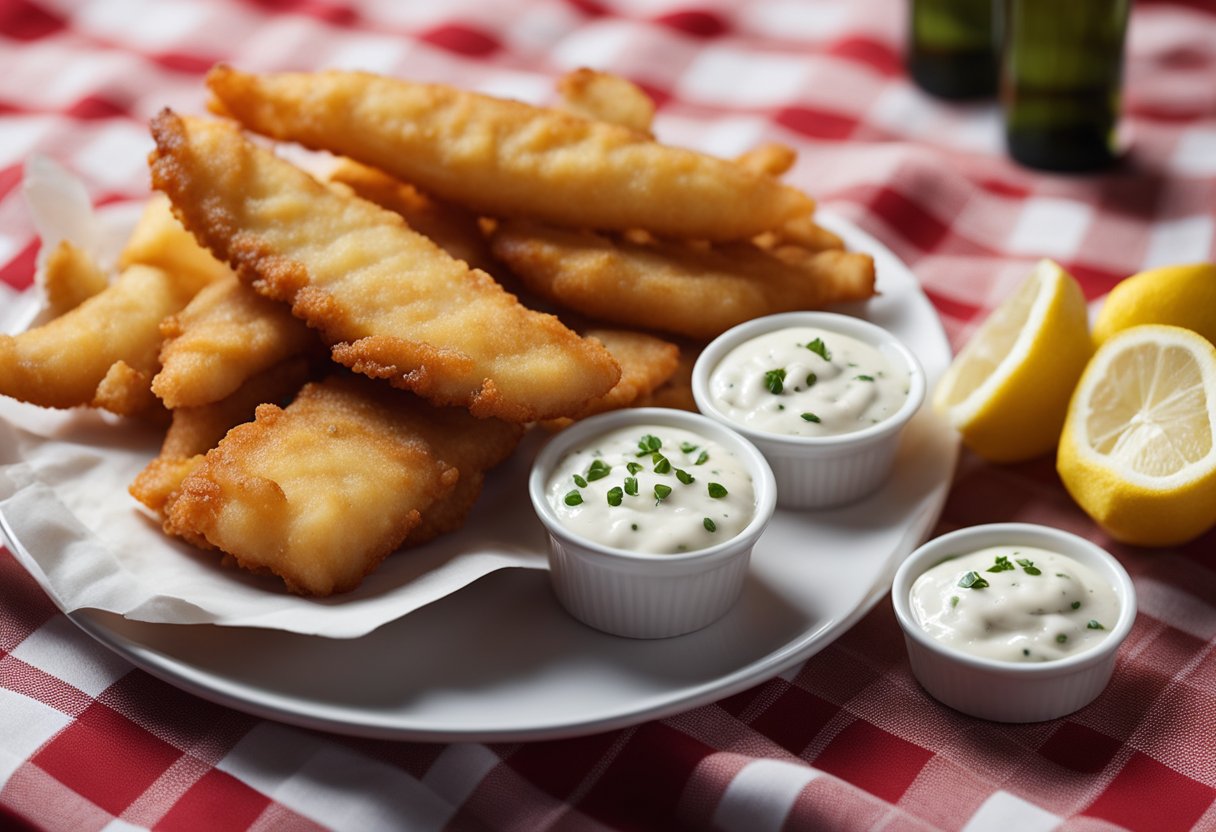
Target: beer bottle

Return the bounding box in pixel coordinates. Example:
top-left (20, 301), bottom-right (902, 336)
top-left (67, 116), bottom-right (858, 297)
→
top-left (907, 0), bottom-right (998, 99)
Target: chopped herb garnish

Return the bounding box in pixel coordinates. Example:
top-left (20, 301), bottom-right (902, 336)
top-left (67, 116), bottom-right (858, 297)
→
top-left (987, 555), bottom-right (1015, 573)
top-left (695, 450), bottom-right (709, 465)
top-left (654, 483), bottom-right (672, 501)
top-left (806, 337), bottom-right (831, 361)
top-left (764, 368), bottom-right (787, 394)
top-left (1056, 633), bottom-right (1068, 643)
top-left (958, 571), bottom-right (989, 589)
top-left (707, 482), bottom-right (728, 499)
top-left (624, 476), bottom-right (639, 496)
top-left (1071, 601), bottom-right (1081, 610)
top-left (626, 461), bottom-right (643, 475)
top-left (855, 374), bottom-right (875, 381)
top-left (637, 434), bottom-right (662, 456)
top-left (950, 595), bottom-right (960, 608)
top-left (606, 487), bottom-right (623, 506)
top-left (1087, 620), bottom-right (1105, 630)
top-left (1016, 558), bottom-right (1042, 576)
top-left (703, 518), bottom-right (717, 533)
top-left (805, 372), bottom-right (817, 387)
top-left (1023, 648), bottom-right (1031, 657)
top-left (586, 459), bottom-right (611, 481)
top-left (652, 454), bottom-right (672, 474)
top-left (680, 442), bottom-right (698, 453)
top-left (800, 412), bottom-right (821, 423)
top-left (573, 474), bottom-right (588, 488)
top-left (631, 523), bottom-right (639, 531)
top-left (675, 469), bottom-right (694, 484)
top-left (564, 490), bottom-right (583, 506)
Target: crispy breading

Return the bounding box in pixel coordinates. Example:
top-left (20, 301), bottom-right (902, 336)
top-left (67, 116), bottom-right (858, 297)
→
top-left (490, 220), bottom-right (877, 340)
top-left (148, 111), bottom-right (621, 422)
top-left (555, 67), bottom-right (655, 136)
top-left (541, 329), bottom-right (680, 430)
top-left (41, 239), bottom-right (108, 316)
top-left (153, 275), bottom-right (318, 409)
top-left (735, 142), bottom-right (798, 178)
top-left (633, 343), bottom-right (699, 412)
top-left (118, 193), bottom-right (233, 288)
top-left (326, 159), bottom-right (498, 274)
top-left (165, 375), bottom-right (524, 596)
top-left (204, 65), bottom-right (813, 241)
top-left (0, 264), bottom-right (211, 410)
top-left (130, 357), bottom-right (313, 519)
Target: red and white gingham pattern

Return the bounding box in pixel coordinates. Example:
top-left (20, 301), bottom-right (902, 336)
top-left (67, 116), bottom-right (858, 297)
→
top-left (1, 1), bottom-right (1215, 830)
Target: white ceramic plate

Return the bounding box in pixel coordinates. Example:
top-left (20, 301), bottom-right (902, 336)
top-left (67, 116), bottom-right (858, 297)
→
top-left (2, 213), bottom-right (958, 741)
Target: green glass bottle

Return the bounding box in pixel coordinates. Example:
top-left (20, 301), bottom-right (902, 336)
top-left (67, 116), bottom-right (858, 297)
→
top-left (907, 0), bottom-right (998, 99)
top-left (1001, 0), bottom-right (1131, 172)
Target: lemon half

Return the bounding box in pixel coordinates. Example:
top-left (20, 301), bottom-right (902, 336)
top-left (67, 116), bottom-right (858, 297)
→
top-left (1058, 324), bottom-right (1216, 546)
top-left (933, 259), bottom-right (1092, 462)
top-left (1093, 262), bottom-right (1216, 347)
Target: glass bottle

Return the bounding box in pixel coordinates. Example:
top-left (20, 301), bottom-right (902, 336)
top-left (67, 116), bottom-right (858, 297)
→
top-left (1000, 0), bottom-right (1132, 172)
top-left (907, 0), bottom-right (998, 99)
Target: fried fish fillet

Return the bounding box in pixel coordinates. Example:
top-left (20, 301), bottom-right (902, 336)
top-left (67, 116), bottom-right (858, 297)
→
top-left (153, 275), bottom-right (318, 409)
top-left (555, 67), bottom-right (656, 136)
top-left (130, 357), bottom-right (313, 521)
top-left (165, 374), bottom-right (524, 596)
top-left (41, 239), bottom-right (108, 316)
top-left (490, 221), bottom-right (877, 340)
top-left (118, 193), bottom-right (234, 288)
top-left (325, 159), bottom-right (498, 274)
top-left (204, 65), bottom-right (812, 241)
top-left (0, 264), bottom-right (212, 412)
top-left (149, 111), bottom-right (620, 422)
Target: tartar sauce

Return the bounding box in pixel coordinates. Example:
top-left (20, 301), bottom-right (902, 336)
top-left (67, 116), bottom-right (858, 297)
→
top-left (708, 326), bottom-right (908, 437)
top-left (910, 545), bottom-right (1119, 662)
top-left (546, 425), bottom-right (754, 555)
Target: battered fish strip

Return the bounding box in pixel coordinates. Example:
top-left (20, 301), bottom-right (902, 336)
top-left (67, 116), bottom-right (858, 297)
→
top-left (204, 65), bottom-right (813, 241)
top-left (41, 239), bottom-right (108, 316)
top-left (166, 375), bottom-right (524, 596)
top-left (148, 111), bottom-right (620, 422)
top-left (490, 221), bottom-right (877, 340)
top-left (0, 264), bottom-right (212, 412)
top-left (555, 67), bottom-right (656, 137)
top-left (153, 275), bottom-right (319, 409)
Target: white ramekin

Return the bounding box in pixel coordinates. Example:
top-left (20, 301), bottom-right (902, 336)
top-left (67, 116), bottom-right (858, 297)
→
top-left (891, 523), bottom-right (1137, 723)
top-left (691, 311), bottom-right (926, 509)
top-left (529, 407), bottom-right (777, 639)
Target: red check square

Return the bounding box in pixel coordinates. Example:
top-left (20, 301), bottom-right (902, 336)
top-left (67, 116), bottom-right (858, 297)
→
top-left (812, 720), bottom-right (933, 803)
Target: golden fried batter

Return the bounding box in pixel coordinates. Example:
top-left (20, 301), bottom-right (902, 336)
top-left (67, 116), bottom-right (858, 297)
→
top-left (148, 111), bottom-right (620, 422)
top-left (118, 193), bottom-right (233, 288)
top-left (555, 67), bottom-right (656, 136)
top-left (41, 239), bottom-right (108, 316)
top-left (153, 275), bottom-right (318, 409)
top-left (490, 221), bottom-right (877, 340)
top-left (166, 375), bottom-right (523, 596)
top-left (0, 264), bottom-right (212, 410)
top-left (204, 65), bottom-right (812, 241)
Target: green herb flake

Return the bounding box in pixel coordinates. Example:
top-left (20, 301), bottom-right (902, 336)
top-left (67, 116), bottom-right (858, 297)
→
top-left (805, 372), bottom-right (818, 387)
top-left (1087, 620), bottom-right (1105, 630)
top-left (586, 459), bottom-right (611, 481)
top-left (1016, 558), bottom-right (1042, 576)
top-left (637, 434), bottom-right (662, 456)
top-left (1071, 601), bottom-right (1081, 610)
top-left (703, 518), bottom-right (717, 533)
top-left (652, 454), bottom-right (672, 474)
top-left (572, 474), bottom-right (588, 488)
top-left (764, 368), bottom-right (787, 394)
top-left (626, 461), bottom-right (643, 475)
top-left (855, 374), bottom-right (875, 382)
top-left (563, 490), bottom-right (583, 507)
top-left (654, 483), bottom-right (673, 501)
top-left (695, 450), bottom-right (709, 465)
top-left (806, 337), bottom-right (831, 361)
top-left (631, 523), bottom-right (639, 531)
top-left (1056, 633), bottom-right (1068, 644)
top-left (707, 482), bottom-right (728, 499)
top-left (606, 487), bottom-right (623, 506)
top-left (800, 412), bottom-right (821, 423)
top-left (987, 555), bottom-right (1015, 573)
top-left (624, 476), bottom-right (639, 496)
top-left (675, 469), bottom-right (694, 485)
top-left (680, 442), bottom-right (698, 453)
top-left (950, 595), bottom-right (960, 608)
top-left (958, 571), bottom-right (989, 590)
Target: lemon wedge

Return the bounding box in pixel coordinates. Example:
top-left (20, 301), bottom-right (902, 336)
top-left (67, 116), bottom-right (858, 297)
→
top-left (1058, 324), bottom-right (1216, 546)
top-left (1093, 262), bottom-right (1216, 347)
top-left (933, 259), bottom-right (1092, 462)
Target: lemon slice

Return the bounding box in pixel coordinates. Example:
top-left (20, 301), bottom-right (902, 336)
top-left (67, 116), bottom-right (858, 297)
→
top-left (1093, 262), bottom-right (1216, 347)
top-left (1058, 324), bottom-right (1216, 546)
top-left (933, 259), bottom-right (1092, 462)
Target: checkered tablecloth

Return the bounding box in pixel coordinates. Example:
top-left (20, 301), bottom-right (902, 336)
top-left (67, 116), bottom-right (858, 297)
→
top-left (2, 1), bottom-right (1215, 830)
